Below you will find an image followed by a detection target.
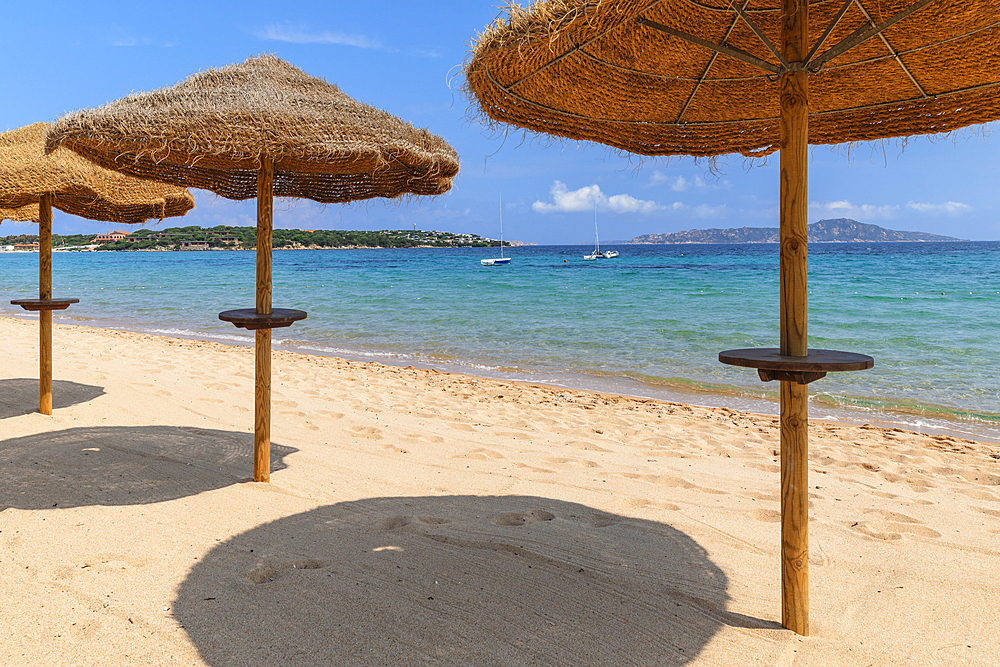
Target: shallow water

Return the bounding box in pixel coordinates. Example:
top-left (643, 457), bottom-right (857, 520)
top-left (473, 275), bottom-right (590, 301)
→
top-left (3, 241), bottom-right (999, 440)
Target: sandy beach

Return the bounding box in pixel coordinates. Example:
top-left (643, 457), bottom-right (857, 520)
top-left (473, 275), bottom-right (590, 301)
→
top-left (1, 314), bottom-right (998, 665)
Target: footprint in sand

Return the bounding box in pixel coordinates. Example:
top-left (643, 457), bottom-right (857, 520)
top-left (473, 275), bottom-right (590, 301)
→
top-left (380, 516), bottom-right (451, 531)
top-left (492, 509), bottom-right (556, 526)
top-left (746, 462), bottom-right (781, 473)
top-left (401, 433), bottom-right (445, 445)
top-left (621, 498), bottom-right (681, 512)
top-left (512, 462), bottom-right (555, 474)
top-left (743, 508), bottom-right (781, 522)
top-left (961, 471), bottom-right (1000, 486)
top-left (349, 425), bottom-right (383, 440)
top-left (849, 520), bottom-right (942, 541)
top-left (246, 559), bottom-right (329, 585)
top-left (973, 506), bottom-right (1000, 519)
top-left (863, 509), bottom-right (924, 524)
top-left (451, 447), bottom-right (505, 461)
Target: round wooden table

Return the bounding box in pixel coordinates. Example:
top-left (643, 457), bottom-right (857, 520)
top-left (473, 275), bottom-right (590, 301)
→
top-left (219, 308), bottom-right (307, 330)
top-left (719, 348), bottom-right (874, 385)
top-left (11, 298), bottom-right (80, 312)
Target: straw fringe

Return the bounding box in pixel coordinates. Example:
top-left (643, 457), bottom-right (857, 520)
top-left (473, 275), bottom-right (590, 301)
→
top-left (0, 203), bottom-right (40, 223)
top-left (465, 0), bottom-right (1000, 157)
top-left (0, 123), bottom-right (195, 224)
top-left (46, 55), bottom-right (460, 203)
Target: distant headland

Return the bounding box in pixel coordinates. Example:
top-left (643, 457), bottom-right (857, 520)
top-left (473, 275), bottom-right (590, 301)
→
top-left (629, 219), bottom-right (961, 244)
top-left (0, 226), bottom-right (525, 252)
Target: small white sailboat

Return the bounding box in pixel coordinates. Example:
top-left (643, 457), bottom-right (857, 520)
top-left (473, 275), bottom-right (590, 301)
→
top-left (481, 193), bottom-right (511, 266)
top-left (584, 201), bottom-right (616, 259)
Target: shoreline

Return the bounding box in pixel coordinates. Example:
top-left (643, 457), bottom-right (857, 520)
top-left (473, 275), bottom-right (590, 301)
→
top-left (6, 310), bottom-right (999, 445)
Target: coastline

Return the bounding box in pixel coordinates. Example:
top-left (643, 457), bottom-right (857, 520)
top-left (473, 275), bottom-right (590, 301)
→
top-left (2, 315), bottom-right (998, 665)
top-left (8, 305), bottom-right (999, 445)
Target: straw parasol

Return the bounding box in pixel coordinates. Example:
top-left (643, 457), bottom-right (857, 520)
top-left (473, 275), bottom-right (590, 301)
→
top-left (465, 0), bottom-right (1000, 635)
top-left (47, 54), bottom-right (460, 483)
top-left (0, 204), bottom-right (40, 222)
top-left (0, 122), bottom-right (195, 416)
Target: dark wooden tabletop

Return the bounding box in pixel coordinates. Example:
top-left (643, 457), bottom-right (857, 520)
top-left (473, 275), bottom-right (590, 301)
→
top-left (219, 308), bottom-right (308, 330)
top-left (719, 348), bottom-right (874, 372)
top-left (10, 298), bottom-right (80, 312)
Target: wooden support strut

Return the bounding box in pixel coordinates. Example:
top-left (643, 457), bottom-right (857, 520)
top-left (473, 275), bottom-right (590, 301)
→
top-left (779, 0), bottom-right (810, 636)
top-left (39, 194), bottom-right (53, 416)
top-left (254, 157), bottom-right (273, 483)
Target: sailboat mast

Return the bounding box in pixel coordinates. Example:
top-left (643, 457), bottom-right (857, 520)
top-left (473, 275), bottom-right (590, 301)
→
top-left (499, 192), bottom-right (504, 259)
top-left (594, 200), bottom-right (600, 254)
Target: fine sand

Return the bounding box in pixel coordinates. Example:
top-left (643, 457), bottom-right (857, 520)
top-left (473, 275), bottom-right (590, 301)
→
top-left (1, 315), bottom-right (998, 666)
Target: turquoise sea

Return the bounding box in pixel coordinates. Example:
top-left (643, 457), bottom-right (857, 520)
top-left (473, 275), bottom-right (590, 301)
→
top-left (3, 241), bottom-right (999, 441)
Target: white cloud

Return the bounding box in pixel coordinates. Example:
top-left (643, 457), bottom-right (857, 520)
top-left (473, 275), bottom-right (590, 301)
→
top-left (532, 181), bottom-right (663, 214)
top-left (808, 200), bottom-right (900, 220)
top-left (906, 201), bottom-right (973, 215)
top-left (669, 175), bottom-right (690, 192)
top-left (254, 24), bottom-right (382, 49)
top-left (607, 193), bottom-right (662, 214)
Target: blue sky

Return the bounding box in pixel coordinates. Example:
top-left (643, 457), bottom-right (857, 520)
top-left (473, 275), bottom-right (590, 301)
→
top-left (2, 1), bottom-right (997, 244)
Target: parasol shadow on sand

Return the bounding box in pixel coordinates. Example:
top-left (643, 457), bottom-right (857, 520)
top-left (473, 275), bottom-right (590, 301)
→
top-left (465, 0), bottom-right (1000, 635)
top-left (0, 123), bottom-right (195, 416)
top-left (0, 377), bottom-right (105, 420)
top-left (47, 55), bottom-right (461, 483)
top-left (174, 495), bottom-right (774, 666)
top-left (0, 426), bottom-right (296, 512)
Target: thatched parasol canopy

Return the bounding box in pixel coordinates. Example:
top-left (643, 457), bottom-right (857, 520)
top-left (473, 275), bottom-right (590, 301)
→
top-left (1, 203), bottom-right (40, 223)
top-left (46, 54), bottom-right (459, 202)
top-left (466, 0), bottom-right (1000, 157)
top-left (0, 123), bottom-right (194, 222)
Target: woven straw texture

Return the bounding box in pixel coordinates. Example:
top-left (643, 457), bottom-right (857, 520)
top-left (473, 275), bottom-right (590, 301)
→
top-left (0, 123), bottom-right (195, 224)
top-left (0, 204), bottom-right (40, 223)
top-left (466, 0), bottom-right (1000, 157)
top-left (46, 55), bottom-right (460, 203)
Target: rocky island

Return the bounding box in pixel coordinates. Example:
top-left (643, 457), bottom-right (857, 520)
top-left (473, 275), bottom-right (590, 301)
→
top-left (630, 218), bottom-right (961, 244)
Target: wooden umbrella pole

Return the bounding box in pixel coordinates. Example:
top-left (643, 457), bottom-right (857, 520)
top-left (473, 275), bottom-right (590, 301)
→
top-left (39, 193), bottom-right (53, 416)
top-left (254, 157), bottom-right (274, 482)
top-left (779, 0), bottom-right (810, 636)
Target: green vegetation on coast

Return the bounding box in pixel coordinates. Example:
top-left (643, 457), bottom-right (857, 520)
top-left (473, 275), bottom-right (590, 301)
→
top-left (1, 226), bottom-right (504, 251)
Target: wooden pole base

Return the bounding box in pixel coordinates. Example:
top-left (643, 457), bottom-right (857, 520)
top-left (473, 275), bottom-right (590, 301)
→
top-left (254, 328), bottom-right (271, 482)
top-left (40, 310), bottom-right (52, 415)
top-left (780, 380), bottom-right (809, 635)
